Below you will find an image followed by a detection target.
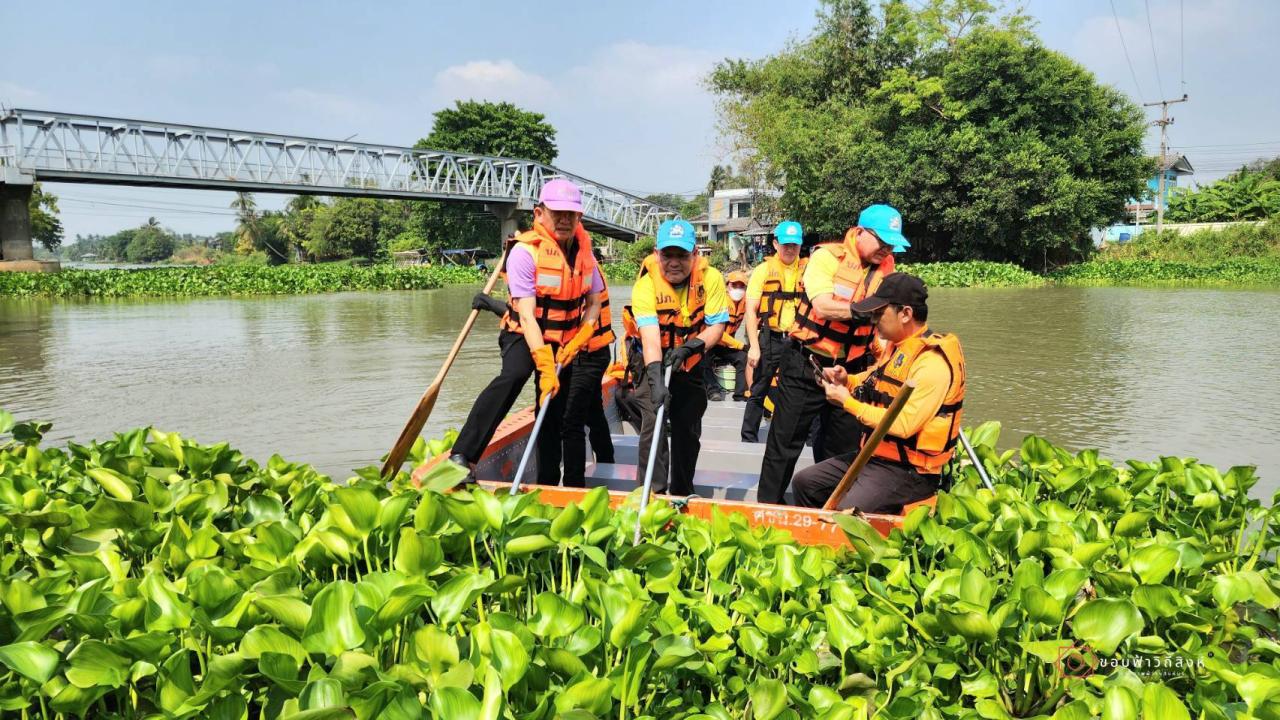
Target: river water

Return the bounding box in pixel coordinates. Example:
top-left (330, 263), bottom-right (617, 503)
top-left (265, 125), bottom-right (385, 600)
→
top-left (2, 284), bottom-right (1278, 496)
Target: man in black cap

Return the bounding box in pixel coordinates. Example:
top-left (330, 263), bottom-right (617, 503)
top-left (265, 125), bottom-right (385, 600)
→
top-left (791, 272), bottom-right (967, 512)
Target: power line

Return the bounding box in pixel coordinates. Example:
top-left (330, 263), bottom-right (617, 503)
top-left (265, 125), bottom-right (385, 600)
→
top-left (1110, 0), bottom-right (1146, 102)
top-left (1143, 0), bottom-right (1166, 98)
top-left (1179, 0), bottom-right (1186, 91)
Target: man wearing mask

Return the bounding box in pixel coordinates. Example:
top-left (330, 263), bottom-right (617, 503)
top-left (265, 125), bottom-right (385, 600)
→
top-left (703, 270), bottom-right (750, 401)
top-left (756, 205), bottom-right (906, 505)
top-left (448, 179), bottom-right (605, 486)
top-left (627, 219), bottom-right (728, 496)
top-left (741, 220), bottom-right (806, 442)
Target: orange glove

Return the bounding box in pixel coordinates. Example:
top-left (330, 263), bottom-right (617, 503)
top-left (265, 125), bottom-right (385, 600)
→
top-left (720, 334), bottom-right (744, 350)
top-left (556, 323), bottom-right (595, 366)
top-left (532, 345), bottom-right (560, 401)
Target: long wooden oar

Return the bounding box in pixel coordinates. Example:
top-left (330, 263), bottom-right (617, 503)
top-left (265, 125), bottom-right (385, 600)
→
top-left (958, 428), bottom-right (996, 491)
top-left (380, 247), bottom-right (510, 478)
top-left (635, 364), bottom-right (675, 544)
top-left (508, 367), bottom-right (561, 496)
top-left (823, 381), bottom-right (916, 511)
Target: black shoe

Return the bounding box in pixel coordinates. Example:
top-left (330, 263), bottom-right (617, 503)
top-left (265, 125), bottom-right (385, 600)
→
top-left (710, 392), bottom-right (726, 402)
top-left (732, 395), bottom-right (747, 402)
top-left (447, 453), bottom-right (476, 484)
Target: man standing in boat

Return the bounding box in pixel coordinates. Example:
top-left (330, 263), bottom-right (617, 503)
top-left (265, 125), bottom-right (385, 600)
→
top-left (702, 269), bottom-right (750, 402)
top-left (793, 272), bottom-right (966, 512)
top-left (629, 219), bottom-right (728, 496)
top-left (448, 179), bottom-right (605, 485)
top-left (741, 221), bottom-right (807, 442)
top-left (756, 205), bottom-right (905, 505)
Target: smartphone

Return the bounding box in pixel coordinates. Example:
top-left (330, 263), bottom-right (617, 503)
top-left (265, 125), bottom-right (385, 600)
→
top-left (807, 355), bottom-right (827, 386)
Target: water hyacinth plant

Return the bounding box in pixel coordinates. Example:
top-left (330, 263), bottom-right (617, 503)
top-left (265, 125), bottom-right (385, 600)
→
top-left (0, 410), bottom-right (1276, 719)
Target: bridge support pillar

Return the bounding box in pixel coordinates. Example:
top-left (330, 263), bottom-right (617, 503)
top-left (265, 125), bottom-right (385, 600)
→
top-left (487, 202), bottom-right (523, 248)
top-left (0, 179), bottom-right (59, 272)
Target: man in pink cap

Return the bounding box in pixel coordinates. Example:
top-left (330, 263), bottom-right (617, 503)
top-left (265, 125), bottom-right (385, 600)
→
top-left (449, 178), bottom-right (607, 486)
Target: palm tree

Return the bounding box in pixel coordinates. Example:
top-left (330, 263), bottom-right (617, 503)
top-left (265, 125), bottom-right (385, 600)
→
top-left (230, 192), bottom-right (260, 254)
top-left (708, 165), bottom-right (731, 195)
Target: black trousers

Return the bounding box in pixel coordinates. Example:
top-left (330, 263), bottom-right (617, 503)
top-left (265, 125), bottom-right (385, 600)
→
top-left (557, 346), bottom-right (613, 487)
top-left (702, 345), bottom-right (748, 398)
top-left (756, 342), bottom-right (865, 504)
top-left (633, 359), bottom-right (706, 497)
top-left (741, 329), bottom-right (784, 442)
top-left (792, 454), bottom-right (939, 513)
top-left (452, 330), bottom-right (538, 466)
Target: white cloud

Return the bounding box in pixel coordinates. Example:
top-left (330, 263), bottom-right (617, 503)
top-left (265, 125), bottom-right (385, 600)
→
top-left (431, 60), bottom-right (555, 108)
top-left (0, 81), bottom-right (45, 107)
top-left (569, 41), bottom-right (718, 105)
top-left (276, 88), bottom-right (371, 125)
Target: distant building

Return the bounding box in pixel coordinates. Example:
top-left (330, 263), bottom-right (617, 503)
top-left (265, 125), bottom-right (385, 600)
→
top-left (707, 188), bottom-right (780, 245)
top-left (1124, 154), bottom-right (1194, 225)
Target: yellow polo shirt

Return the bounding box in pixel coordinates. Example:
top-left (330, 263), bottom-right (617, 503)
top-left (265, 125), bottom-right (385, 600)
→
top-left (842, 338), bottom-right (950, 439)
top-left (746, 257), bottom-right (804, 331)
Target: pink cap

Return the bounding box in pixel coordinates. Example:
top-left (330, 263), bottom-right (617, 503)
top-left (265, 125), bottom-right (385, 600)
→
top-left (538, 179), bottom-right (584, 212)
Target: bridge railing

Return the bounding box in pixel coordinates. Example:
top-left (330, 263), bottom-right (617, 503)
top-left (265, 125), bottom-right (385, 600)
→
top-left (0, 109), bottom-right (676, 238)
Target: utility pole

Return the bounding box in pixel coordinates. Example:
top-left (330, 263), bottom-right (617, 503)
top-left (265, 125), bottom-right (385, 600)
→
top-left (1144, 94), bottom-right (1188, 235)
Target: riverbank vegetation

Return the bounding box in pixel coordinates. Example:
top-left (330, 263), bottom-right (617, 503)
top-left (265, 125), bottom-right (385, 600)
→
top-left (1167, 157), bottom-right (1280, 223)
top-left (1, 412), bottom-right (1275, 717)
top-left (0, 264), bottom-right (484, 298)
top-left (1054, 220), bottom-right (1280, 286)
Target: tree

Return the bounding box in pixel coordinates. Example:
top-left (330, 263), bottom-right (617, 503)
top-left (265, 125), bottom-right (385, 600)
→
top-left (124, 219), bottom-right (176, 263)
top-left (709, 0), bottom-right (1149, 267)
top-left (644, 193), bottom-right (689, 212)
top-left (29, 183), bottom-right (64, 252)
top-left (231, 192), bottom-right (261, 255)
top-left (410, 101), bottom-right (559, 253)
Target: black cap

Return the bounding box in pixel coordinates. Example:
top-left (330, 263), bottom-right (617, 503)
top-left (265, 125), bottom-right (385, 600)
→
top-left (850, 272), bottom-right (928, 313)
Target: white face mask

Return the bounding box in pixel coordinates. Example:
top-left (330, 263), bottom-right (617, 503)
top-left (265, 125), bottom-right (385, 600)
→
top-left (728, 287), bottom-right (746, 302)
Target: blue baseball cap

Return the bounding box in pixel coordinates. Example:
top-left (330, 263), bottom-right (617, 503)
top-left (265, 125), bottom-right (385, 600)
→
top-left (857, 204), bottom-right (909, 252)
top-left (656, 219), bottom-right (696, 252)
top-left (773, 220), bottom-right (803, 245)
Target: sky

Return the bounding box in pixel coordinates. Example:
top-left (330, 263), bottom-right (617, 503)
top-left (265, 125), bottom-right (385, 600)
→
top-left (2, 0), bottom-right (1277, 241)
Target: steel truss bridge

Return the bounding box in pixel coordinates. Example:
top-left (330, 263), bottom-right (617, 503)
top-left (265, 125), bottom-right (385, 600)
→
top-left (0, 108), bottom-right (673, 241)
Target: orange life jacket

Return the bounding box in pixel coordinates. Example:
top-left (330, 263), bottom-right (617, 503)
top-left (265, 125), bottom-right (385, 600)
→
top-left (727, 294), bottom-right (745, 336)
top-left (623, 253), bottom-right (709, 371)
top-left (500, 223), bottom-right (596, 345)
top-left (854, 328), bottom-right (966, 475)
top-left (757, 255), bottom-right (808, 332)
top-left (585, 275), bottom-right (615, 353)
top-left (789, 233), bottom-right (894, 370)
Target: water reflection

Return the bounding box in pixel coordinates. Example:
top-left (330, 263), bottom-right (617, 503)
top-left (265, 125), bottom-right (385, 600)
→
top-left (1, 284), bottom-right (1277, 496)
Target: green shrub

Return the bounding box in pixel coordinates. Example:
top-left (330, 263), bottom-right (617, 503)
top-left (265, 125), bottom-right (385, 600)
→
top-left (898, 261), bottom-right (1044, 287)
top-left (1052, 257), bottom-right (1280, 286)
top-left (1100, 219), bottom-right (1280, 263)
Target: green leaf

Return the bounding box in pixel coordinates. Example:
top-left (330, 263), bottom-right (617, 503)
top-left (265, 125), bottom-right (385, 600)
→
top-left (1021, 586), bottom-right (1065, 624)
top-left (240, 625), bottom-right (308, 665)
top-left (1073, 598), bottom-right (1143, 654)
top-left (141, 573), bottom-right (193, 632)
top-left (505, 534), bottom-right (556, 557)
top-left (1102, 685), bottom-right (1138, 720)
top-left (1129, 545), bottom-right (1179, 585)
top-left (254, 595), bottom-right (312, 634)
top-left (86, 467), bottom-right (136, 501)
top-left (302, 581), bottom-right (366, 656)
top-left (489, 628), bottom-right (529, 691)
top-left (333, 487), bottom-right (380, 537)
top-left (1141, 682), bottom-right (1190, 720)
top-left (750, 678), bottom-right (788, 720)
top-left (1132, 584), bottom-right (1182, 618)
top-left (550, 502), bottom-right (584, 541)
top-left (420, 461), bottom-right (470, 494)
top-left (394, 528), bottom-right (443, 576)
top-left (0, 641), bottom-right (60, 683)
top-left (65, 640), bottom-right (130, 689)
top-left (939, 609), bottom-right (997, 642)
top-left (431, 571), bottom-right (491, 626)
top-left (824, 606), bottom-right (863, 655)
top-left (529, 592), bottom-right (585, 639)
top-left (554, 676), bottom-right (614, 716)
top-left (1020, 435), bottom-right (1054, 467)
top-left (1114, 511), bottom-right (1152, 537)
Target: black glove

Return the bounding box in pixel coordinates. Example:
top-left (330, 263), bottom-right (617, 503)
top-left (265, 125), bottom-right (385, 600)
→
top-left (646, 361), bottom-right (669, 410)
top-left (472, 293), bottom-right (508, 317)
top-left (663, 338), bottom-right (705, 368)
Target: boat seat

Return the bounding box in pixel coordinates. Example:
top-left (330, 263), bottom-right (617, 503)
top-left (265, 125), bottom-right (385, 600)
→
top-left (582, 462), bottom-right (793, 504)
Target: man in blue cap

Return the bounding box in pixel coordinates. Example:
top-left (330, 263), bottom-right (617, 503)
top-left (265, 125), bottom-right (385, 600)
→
top-left (626, 218), bottom-right (728, 496)
top-left (741, 219), bottom-right (807, 442)
top-left (756, 204), bottom-right (908, 505)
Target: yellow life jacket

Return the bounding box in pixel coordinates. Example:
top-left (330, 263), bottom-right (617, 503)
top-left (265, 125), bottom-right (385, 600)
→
top-left (727, 294), bottom-right (745, 337)
top-left (789, 233), bottom-right (894, 370)
top-left (500, 223), bottom-right (595, 345)
top-left (757, 255), bottom-right (807, 332)
top-left (855, 329), bottom-right (966, 475)
top-left (623, 253), bottom-right (709, 371)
